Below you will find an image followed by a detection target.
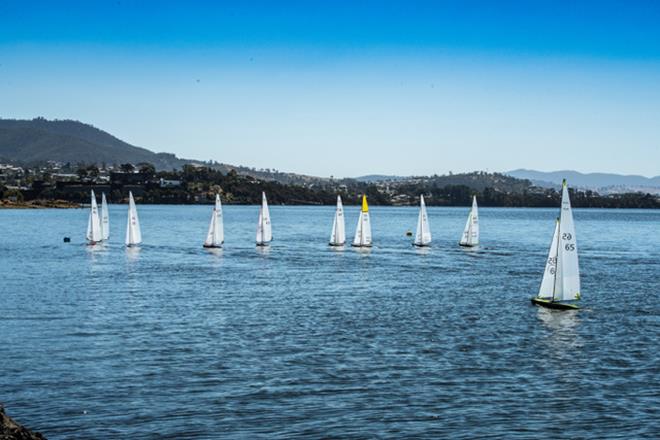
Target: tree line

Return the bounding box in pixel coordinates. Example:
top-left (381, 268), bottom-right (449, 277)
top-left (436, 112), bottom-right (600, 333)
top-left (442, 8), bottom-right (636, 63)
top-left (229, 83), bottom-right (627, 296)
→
top-left (2, 165), bottom-right (659, 209)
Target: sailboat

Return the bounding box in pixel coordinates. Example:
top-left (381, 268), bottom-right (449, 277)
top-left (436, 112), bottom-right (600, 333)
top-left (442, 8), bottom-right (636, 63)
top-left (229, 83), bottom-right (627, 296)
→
top-left (413, 195), bottom-right (432, 247)
top-left (532, 180), bottom-right (581, 310)
top-left (352, 195), bottom-right (372, 247)
top-left (125, 191), bottom-right (142, 247)
top-left (203, 194), bottom-right (224, 248)
top-left (256, 191), bottom-right (272, 246)
top-left (329, 195), bottom-right (346, 246)
top-left (100, 192), bottom-right (110, 241)
top-left (86, 190), bottom-right (102, 245)
top-left (459, 195), bottom-right (479, 247)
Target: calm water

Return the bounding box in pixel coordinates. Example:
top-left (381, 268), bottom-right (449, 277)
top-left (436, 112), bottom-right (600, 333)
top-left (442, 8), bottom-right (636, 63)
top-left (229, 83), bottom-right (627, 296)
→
top-left (1, 205), bottom-right (659, 439)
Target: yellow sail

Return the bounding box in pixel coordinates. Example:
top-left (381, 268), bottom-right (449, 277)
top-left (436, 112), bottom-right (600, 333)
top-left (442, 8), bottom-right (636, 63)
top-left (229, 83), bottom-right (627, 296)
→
top-left (361, 195), bottom-right (369, 212)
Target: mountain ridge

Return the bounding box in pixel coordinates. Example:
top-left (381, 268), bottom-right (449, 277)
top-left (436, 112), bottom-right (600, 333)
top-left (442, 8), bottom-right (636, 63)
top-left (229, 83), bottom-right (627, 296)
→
top-left (506, 169), bottom-right (660, 194)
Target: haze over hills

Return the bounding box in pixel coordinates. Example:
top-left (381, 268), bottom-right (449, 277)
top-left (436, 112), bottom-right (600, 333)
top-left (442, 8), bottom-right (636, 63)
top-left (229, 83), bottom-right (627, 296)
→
top-left (506, 169), bottom-right (660, 194)
top-left (1, 118), bottom-right (658, 195)
top-left (0, 118), bottom-right (323, 185)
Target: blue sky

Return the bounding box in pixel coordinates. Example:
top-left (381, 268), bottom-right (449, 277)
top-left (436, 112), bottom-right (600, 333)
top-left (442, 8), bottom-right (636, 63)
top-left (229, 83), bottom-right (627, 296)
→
top-left (1, 1), bottom-right (659, 177)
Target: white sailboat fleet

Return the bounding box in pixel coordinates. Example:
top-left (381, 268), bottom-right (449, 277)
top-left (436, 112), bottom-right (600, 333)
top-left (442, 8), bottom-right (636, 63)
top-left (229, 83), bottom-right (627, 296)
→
top-left (459, 196), bottom-right (479, 247)
top-left (80, 181), bottom-right (586, 311)
top-left (256, 191), bottom-right (272, 246)
top-left (413, 195), bottom-right (432, 247)
top-left (329, 195), bottom-right (346, 246)
top-left (203, 194), bottom-right (224, 248)
top-left (352, 195), bottom-right (372, 247)
top-left (532, 180), bottom-right (581, 310)
top-left (125, 191), bottom-right (142, 247)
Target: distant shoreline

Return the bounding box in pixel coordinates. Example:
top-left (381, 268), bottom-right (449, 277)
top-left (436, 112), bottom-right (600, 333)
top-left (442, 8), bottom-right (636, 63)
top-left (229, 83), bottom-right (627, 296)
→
top-left (1, 199), bottom-right (657, 210)
top-left (0, 199), bottom-right (81, 209)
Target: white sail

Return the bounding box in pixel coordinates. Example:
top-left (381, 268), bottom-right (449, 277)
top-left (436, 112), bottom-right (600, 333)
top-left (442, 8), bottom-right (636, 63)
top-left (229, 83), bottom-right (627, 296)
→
top-left (86, 190), bottom-right (102, 243)
top-left (538, 220), bottom-right (559, 299)
top-left (459, 196), bottom-right (479, 246)
top-left (352, 195), bottom-right (372, 247)
top-left (125, 191), bottom-right (142, 246)
top-left (414, 195), bottom-right (432, 246)
top-left (256, 191), bottom-right (272, 245)
top-left (553, 181), bottom-right (580, 302)
top-left (329, 195), bottom-right (346, 246)
top-left (100, 192), bottom-right (110, 241)
top-left (204, 194), bottom-right (224, 248)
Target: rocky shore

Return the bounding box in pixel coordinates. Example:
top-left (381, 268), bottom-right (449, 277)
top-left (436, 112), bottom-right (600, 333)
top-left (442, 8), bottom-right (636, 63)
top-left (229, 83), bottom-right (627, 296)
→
top-left (0, 199), bottom-right (81, 209)
top-left (0, 405), bottom-right (46, 440)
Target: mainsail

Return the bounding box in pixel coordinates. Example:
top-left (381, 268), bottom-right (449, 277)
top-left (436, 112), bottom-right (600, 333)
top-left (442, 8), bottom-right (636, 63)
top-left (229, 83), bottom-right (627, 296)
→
top-left (352, 195), bottom-right (372, 247)
top-left (204, 194), bottom-right (224, 248)
top-left (256, 192), bottom-right (272, 246)
top-left (552, 180), bottom-right (580, 301)
top-left (414, 195), bottom-right (432, 246)
top-left (86, 190), bottom-right (102, 244)
top-left (100, 192), bottom-right (110, 241)
top-left (459, 196), bottom-right (479, 247)
top-left (329, 195), bottom-right (346, 246)
top-left (125, 191), bottom-right (142, 247)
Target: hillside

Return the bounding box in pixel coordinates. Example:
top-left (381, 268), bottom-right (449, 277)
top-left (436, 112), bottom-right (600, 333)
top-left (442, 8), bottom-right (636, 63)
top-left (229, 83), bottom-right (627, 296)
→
top-left (0, 118), bottom-right (327, 185)
top-left (0, 117), bottom-right (190, 170)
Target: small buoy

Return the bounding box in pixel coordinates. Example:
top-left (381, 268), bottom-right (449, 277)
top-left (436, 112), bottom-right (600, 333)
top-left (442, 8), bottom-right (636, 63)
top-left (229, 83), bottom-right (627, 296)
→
top-left (405, 230), bottom-right (413, 237)
top-left (63, 237), bottom-right (71, 243)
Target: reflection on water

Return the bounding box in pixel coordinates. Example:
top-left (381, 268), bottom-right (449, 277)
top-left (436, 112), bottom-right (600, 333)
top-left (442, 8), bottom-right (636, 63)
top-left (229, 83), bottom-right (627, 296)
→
top-left (537, 306), bottom-right (580, 331)
top-left (125, 246), bottom-right (140, 262)
top-left (352, 246), bottom-right (372, 255)
top-left (537, 306), bottom-right (582, 350)
top-left (256, 245), bottom-right (271, 256)
top-left (414, 245), bottom-right (431, 256)
top-left (204, 247), bottom-right (223, 257)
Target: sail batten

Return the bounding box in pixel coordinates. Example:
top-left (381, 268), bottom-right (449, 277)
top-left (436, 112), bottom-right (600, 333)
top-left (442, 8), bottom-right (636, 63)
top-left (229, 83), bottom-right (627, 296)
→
top-left (414, 195), bottom-right (432, 246)
top-left (329, 195), bottom-right (346, 246)
top-left (459, 196), bottom-right (479, 246)
top-left (256, 192), bottom-right (272, 245)
top-left (125, 191), bottom-right (142, 246)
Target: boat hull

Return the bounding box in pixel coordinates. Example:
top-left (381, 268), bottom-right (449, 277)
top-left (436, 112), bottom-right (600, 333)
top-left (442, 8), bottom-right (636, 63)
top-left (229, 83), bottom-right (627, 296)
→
top-left (531, 297), bottom-right (580, 310)
top-left (329, 242), bottom-right (345, 247)
top-left (351, 244), bottom-right (372, 248)
top-left (203, 244), bottom-right (222, 249)
top-left (413, 243), bottom-right (430, 247)
top-left (459, 242), bottom-right (478, 247)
